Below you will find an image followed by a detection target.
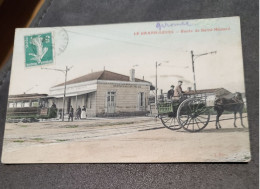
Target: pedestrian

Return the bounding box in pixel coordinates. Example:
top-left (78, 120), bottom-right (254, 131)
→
top-left (59, 109), bottom-right (62, 119)
top-left (68, 106), bottom-right (74, 122)
top-left (76, 106), bottom-right (81, 120)
top-left (81, 105), bottom-right (87, 119)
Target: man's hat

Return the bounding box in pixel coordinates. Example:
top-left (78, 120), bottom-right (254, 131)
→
top-left (178, 80), bottom-right (183, 83)
top-left (171, 85), bottom-right (174, 88)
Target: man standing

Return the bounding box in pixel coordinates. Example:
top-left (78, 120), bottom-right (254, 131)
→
top-left (51, 102), bottom-right (56, 109)
top-left (174, 81), bottom-right (185, 100)
top-left (49, 102), bottom-right (57, 118)
top-left (68, 105), bottom-right (74, 122)
top-left (76, 106), bottom-right (81, 120)
top-left (167, 85), bottom-right (175, 100)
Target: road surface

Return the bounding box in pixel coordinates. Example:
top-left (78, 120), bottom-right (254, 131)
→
top-left (1, 114), bottom-right (251, 163)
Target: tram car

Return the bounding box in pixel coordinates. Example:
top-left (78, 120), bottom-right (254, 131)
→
top-left (6, 93), bottom-right (57, 122)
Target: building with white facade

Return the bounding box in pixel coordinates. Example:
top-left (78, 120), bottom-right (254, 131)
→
top-left (49, 69), bottom-right (152, 117)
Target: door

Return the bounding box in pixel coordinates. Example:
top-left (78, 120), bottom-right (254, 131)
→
top-left (107, 91), bottom-right (116, 113)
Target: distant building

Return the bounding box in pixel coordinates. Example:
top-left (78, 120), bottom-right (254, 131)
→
top-left (184, 88), bottom-right (231, 98)
top-left (49, 69), bottom-right (153, 117)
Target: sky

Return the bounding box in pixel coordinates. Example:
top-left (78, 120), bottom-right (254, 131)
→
top-left (9, 16), bottom-right (245, 95)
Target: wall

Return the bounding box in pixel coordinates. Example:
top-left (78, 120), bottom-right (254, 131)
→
top-left (96, 82), bottom-right (150, 116)
top-left (85, 92), bottom-right (96, 117)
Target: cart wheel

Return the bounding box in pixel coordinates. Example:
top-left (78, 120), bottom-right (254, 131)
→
top-left (159, 113), bottom-right (182, 130)
top-left (177, 98), bottom-right (210, 132)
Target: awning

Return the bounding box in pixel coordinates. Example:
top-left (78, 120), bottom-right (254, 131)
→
top-left (48, 89), bottom-right (96, 98)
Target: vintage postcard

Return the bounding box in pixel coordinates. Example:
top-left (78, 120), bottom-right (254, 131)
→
top-left (1, 16), bottom-right (251, 163)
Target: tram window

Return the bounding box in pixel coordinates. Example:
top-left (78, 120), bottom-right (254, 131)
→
top-left (16, 102), bottom-right (22, 107)
top-left (9, 102), bottom-right (15, 108)
top-left (32, 101), bottom-right (39, 107)
top-left (24, 102), bottom-right (30, 107)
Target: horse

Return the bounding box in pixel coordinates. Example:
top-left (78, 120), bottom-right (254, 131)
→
top-left (214, 92), bottom-right (245, 129)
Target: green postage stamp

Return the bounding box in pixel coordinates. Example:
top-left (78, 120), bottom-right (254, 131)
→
top-left (24, 32), bottom-right (54, 67)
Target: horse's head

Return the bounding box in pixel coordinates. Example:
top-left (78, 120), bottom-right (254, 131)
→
top-left (234, 92), bottom-right (243, 101)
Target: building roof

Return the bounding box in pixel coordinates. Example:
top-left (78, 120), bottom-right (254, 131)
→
top-left (184, 88), bottom-right (231, 96)
top-left (53, 70), bottom-right (150, 87)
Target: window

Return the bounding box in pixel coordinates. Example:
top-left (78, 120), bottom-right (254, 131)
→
top-left (138, 92), bottom-right (145, 110)
top-left (140, 92), bottom-right (144, 107)
top-left (31, 101), bottom-right (39, 107)
top-left (41, 100), bottom-right (46, 107)
top-left (9, 102), bottom-right (15, 108)
top-left (16, 102), bottom-right (22, 107)
top-left (24, 102), bottom-right (30, 107)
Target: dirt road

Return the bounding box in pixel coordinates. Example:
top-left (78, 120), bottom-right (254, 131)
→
top-left (1, 114), bottom-right (251, 163)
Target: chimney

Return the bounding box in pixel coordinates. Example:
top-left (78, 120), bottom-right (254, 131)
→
top-left (129, 69), bottom-right (135, 82)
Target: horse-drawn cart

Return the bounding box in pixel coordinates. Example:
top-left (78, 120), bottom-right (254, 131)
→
top-left (157, 92), bottom-right (245, 132)
top-left (158, 96), bottom-right (211, 132)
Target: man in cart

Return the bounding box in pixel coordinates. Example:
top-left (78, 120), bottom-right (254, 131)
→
top-left (167, 85), bottom-right (175, 100)
top-left (174, 80), bottom-right (185, 100)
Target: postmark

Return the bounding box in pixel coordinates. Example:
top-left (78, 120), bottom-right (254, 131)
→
top-left (53, 27), bottom-right (69, 56)
top-left (24, 32), bottom-right (54, 67)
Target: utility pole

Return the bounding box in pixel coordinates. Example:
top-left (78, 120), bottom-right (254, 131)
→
top-left (41, 66), bottom-right (73, 121)
top-left (191, 50), bottom-right (216, 91)
top-left (155, 61), bottom-right (168, 107)
top-left (62, 66), bottom-right (68, 121)
top-left (191, 51), bottom-right (196, 92)
top-left (155, 62), bottom-right (158, 106)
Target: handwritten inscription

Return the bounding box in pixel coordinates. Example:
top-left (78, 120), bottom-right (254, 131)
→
top-left (156, 21), bottom-right (192, 31)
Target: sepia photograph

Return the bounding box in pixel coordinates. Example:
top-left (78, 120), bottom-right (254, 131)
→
top-left (1, 16), bottom-right (251, 163)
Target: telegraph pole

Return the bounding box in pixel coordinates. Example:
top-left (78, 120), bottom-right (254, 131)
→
top-left (155, 62), bottom-right (158, 106)
top-left (155, 61), bottom-right (168, 107)
top-left (41, 66), bottom-right (73, 121)
top-left (62, 66), bottom-right (68, 121)
top-left (191, 50), bottom-right (217, 91)
top-left (191, 51), bottom-right (196, 92)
